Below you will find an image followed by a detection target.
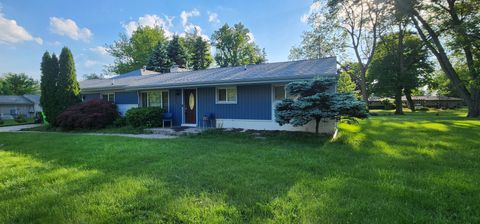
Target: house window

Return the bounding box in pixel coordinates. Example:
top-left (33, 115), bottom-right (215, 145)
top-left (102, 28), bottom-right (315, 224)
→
top-left (274, 85), bottom-right (294, 101)
top-left (101, 93), bottom-right (115, 103)
top-left (274, 85), bottom-right (286, 101)
top-left (141, 91), bottom-right (169, 111)
top-left (216, 86), bottom-right (237, 104)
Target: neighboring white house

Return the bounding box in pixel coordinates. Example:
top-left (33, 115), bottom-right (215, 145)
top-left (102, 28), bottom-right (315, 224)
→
top-left (0, 95), bottom-right (42, 119)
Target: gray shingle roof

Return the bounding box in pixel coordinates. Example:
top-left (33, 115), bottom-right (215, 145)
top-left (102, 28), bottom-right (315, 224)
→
top-left (23, 95), bottom-right (41, 104)
top-left (0, 95), bottom-right (34, 105)
top-left (80, 57), bottom-right (337, 92)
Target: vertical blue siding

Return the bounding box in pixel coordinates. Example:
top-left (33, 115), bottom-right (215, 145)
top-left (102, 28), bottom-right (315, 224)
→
top-left (170, 89), bottom-right (183, 126)
top-left (82, 93), bottom-right (100, 101)
top-left (197, 84), bottom-right (272, 124)
top-left (114, 91), bottom-right (138, 104)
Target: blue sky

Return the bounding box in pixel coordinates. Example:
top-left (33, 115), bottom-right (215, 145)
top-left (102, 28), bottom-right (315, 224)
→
top-left (0, 0), bottom-right (314, 80)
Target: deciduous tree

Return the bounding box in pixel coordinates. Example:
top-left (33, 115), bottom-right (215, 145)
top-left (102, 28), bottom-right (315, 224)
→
top-left (0, 73), bottom-right (39, 95)
top-left (211, 23), bottom-right (266, 67)
top-left (337, 70), bottom-right (357, 95)
top-left (291, 0), bottom-right (388, 102)
top-left (368, 32), bottom-right (432, 114)
top-left (107, 26), bottom-right (167, 74)
top-left (83, 73), bottom-right (104, 80)
top-left (395, 0), bottom-right (480, 117)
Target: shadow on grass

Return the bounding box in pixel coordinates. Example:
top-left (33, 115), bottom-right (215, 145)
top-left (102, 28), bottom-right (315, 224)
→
top-left (0, 112), bottom-right (479, 223)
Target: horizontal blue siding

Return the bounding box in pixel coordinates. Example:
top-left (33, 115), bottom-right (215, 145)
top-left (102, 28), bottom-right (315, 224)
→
top-left (197, 84), bottom-right (272, 123)
top-left (115, 91), bottom-right (138, 104)
top-left (83, 93), bottom-right (100, 101)
top-left (170, 89), bottom-right (183, 126)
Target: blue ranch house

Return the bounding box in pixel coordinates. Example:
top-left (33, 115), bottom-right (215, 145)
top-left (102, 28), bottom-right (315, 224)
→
top-left (79, 57), bottom-right (338, 133)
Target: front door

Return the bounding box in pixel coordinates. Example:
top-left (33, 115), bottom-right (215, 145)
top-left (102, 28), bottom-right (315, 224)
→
top-left (184, 89), bottom-right (196, 124)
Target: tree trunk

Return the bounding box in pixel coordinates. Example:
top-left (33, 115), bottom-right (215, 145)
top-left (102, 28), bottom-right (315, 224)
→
top-left (404, 88), bottom-right (415, 112)
top-left (468, 87), bottom-right (480, 118)
top-left (403, 6), bottom-right (479, 118)
top-left (315, 118), bottom-right (320, 135)
top-left (397, 23), bottom-right (410, 112)
top-left (395, 89), bottom-right (404, 115)
top-left (359, 67), bottom-right (369, 103)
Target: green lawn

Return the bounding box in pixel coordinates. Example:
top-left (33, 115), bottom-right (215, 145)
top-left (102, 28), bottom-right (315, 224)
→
top-left (0, 109), bottom-right (479, 223)
top-left (0, 118), bottom-right (34, 127)
top-left (24, 124), bottom-right (151, 134)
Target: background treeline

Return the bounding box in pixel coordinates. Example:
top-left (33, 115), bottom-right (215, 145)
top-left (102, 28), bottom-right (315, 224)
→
top-left (106, 23), bottom-right (266, 75)
top-left (289, 0), bottom-right (480, 117)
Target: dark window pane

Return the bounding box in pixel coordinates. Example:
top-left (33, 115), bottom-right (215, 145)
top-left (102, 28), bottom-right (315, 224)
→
top-left (274, 86), bottom-right (285, 100)
top-left (218, 89), bottom-right (227, 101)
top-left (226, 88), bottom-right (236, 102)
top-left (142, 93), bottom-right (148, 107)
top-left (148, 92), bottom-right (161, 107)
top-left (162, 91), bottom-right (169, 111)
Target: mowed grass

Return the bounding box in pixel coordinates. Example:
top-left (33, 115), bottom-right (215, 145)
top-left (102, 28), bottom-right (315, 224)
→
top-left (0, 118), bottom-right (34, 127)
top-left (0, 109), bottom-right (479, 223)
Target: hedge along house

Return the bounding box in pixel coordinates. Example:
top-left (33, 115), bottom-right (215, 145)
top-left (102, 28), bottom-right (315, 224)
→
top-left (79, 57), bottom-right (338, 133)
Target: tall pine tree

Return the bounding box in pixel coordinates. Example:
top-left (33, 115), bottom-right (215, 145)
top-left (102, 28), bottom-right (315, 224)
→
top-left (191, 36), bottom-right (213, 70)
top-left (147, 42), bottom-right (172, 73)
top-left (167, 35), bottom-right (190, 68)
top-left (40, 52), bottom-right (60, 124)
top-left (57, 47), bottom-right (81, 121)
top-left (184, 30), bottom-right (213, 70)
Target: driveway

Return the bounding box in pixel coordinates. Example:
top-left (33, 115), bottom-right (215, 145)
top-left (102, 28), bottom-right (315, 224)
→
top-left (0, 124), bottom-right (41, 132)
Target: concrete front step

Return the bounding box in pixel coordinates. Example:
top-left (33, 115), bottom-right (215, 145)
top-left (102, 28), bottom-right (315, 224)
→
top-left (145, 127), bottom-right (204, 136)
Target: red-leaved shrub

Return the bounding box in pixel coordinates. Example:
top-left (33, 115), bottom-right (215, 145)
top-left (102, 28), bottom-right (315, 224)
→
top-left (56, 99), bottom-right (119, 130)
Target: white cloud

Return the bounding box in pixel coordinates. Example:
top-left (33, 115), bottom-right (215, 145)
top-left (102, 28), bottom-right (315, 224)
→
top-left (181, 24), bottom-right (209, 41)
top-left (301, 1), bottom-right (322, 23)
top-left (180, 8), bottom-right (200, 27)
top-left (84, 59), bottom-right (100, 68)
top-left (89, 46), bottom-right (108, 55)
top-left (179, 8), bottom-right (208, 40)
top-left (49, 40), bottom-right (62, 46)
top-left (0, 11), bottom-right (42, 45)
top-left (123, 14), bottom-right (173, 38)
top-left (49, 17), bottom-right (93, 42)
top-left (208, 11), bottom-right (220, 24)
top-left (184, 24), bottom-right (200, 33)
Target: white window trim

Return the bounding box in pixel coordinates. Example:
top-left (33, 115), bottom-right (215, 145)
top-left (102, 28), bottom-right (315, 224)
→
top-left (215, 86), bottom-right (237, 104)
top-left (141, 90), bottom-right (169, 111)
top-left (101, 92), bottom-right (115, 103)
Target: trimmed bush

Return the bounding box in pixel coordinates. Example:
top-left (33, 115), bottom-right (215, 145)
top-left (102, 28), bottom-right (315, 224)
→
top-left (0, 118), bottom-right (4, 125)
top-left (56, 99), bottom-right (119, 130)
top-left (381, 98), bottom-right (395, 110)
top-left (418, 107), bottom-right (429, 112)
top-left (125, 107), bottom-right (164, 128)
top-left (14, 114), bottom-right (27, 123)
top-left (113, 116), bottom-right (127, 127)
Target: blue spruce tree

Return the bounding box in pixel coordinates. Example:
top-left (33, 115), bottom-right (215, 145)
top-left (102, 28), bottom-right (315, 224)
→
top-left (275, 78), bottom-right (368, 134)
